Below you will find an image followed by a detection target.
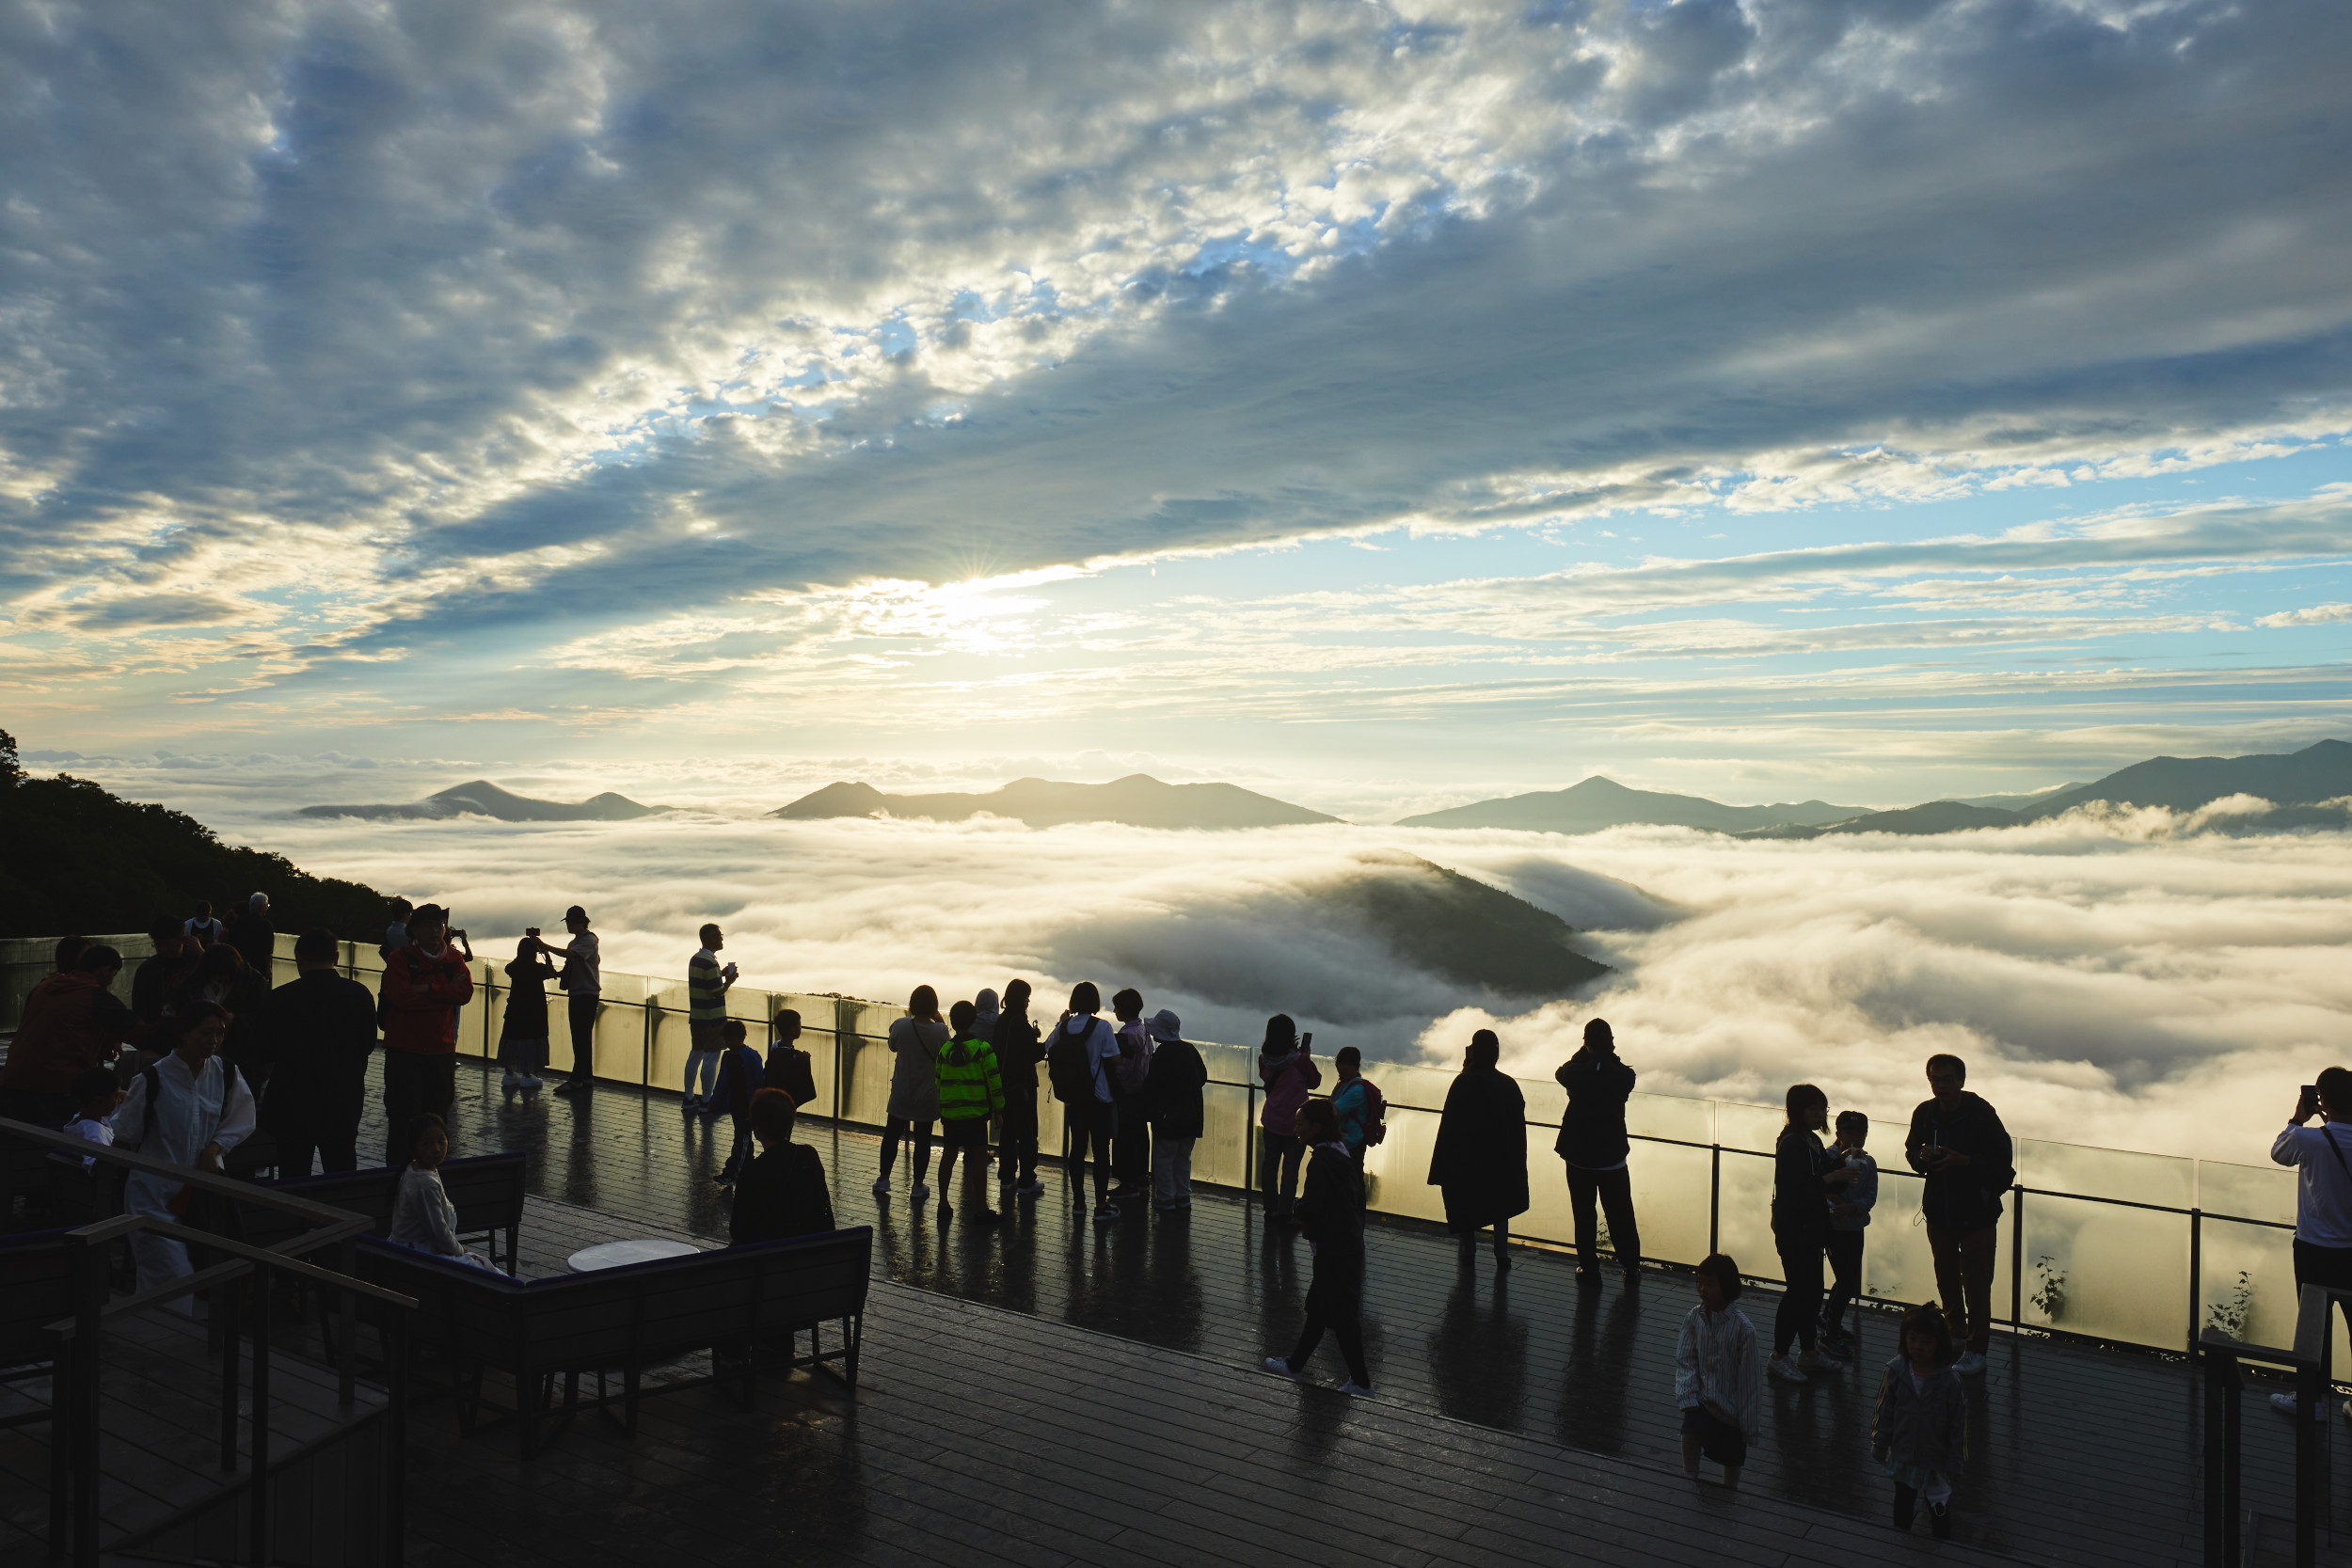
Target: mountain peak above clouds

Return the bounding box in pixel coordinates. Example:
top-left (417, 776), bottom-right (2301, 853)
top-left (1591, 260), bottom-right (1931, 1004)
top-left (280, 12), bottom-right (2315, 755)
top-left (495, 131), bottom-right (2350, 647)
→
top-left (1397, 776), bottom-right (1867, 834)
top-left (298, 780), bottom-right (664, 821)
top-left (771, 774), bottom-right (1339, 830)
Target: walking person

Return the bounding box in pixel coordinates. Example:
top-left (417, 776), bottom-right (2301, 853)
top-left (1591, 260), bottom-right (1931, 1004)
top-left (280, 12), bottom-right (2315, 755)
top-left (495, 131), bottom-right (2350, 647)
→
top-left (684, 923), bottom-right (739, 1113)
top-left (1873, 1303), bottom-right (1965, 1537)
top-left (1428, 1029), bottom-right (1529, 1271)
top-left (2269, 1067), bottom-right (2352, 1418)
top-left (1555, 1018), bottom-right (1641, 1286)
top-left (1044, 983), bottom-right (1120, 1222)
top-left (707, 1021), bottom-right (766, 1185)
top-left (933, 999), bottom-right (1006, 1224)
top-left (1263, 1101), bottom-right (1375, 1396)
top-left (1109, 988), bottom-right (1153, 1198)
top-left (1258, 1015), bottom-right (1321, 1222)
top-left (497, 929), bottom-right (557, 1092)
top-left (258, 928), bottom-right (377, 1176)
top-left (875, 986), bottom-right (946, 1199)
top-left (1330, 1047), bottom-right (1387, 1168)
top-left (115, 1002), bottom-right (256, 1307)
top-left (1676, 1254), bottom-right (1761, 1489)
top-left (1143, 1009), bottom-right (1205, 1211)
top-left (1820, 1111), bottom-right (1880, 1355)
top-left (990, 979), bottom-right (1045, 1196)
top-left (548, 906), bottom-right (600, 1095)
top-left (1769, 1084), bottom-right (1856, 1382)
top-left (377, 904), bottom-right (474, 1169)
top-left (1904, 1053), bottom-right (2013, 1375)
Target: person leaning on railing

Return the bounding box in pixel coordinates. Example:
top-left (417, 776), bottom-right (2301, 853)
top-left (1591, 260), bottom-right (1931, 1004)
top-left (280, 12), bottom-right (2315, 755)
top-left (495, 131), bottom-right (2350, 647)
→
top-left (1903, 1053), bottom-right (2013, 1377)
top-left (2268, 1067), bottom-right (2352, 1420)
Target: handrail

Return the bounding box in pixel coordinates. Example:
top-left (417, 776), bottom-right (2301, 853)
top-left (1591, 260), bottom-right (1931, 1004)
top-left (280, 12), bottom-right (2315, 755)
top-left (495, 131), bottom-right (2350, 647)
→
top-left (0, 1114), bottom-right (391, 1229)
top-left (44, 1212), bottom-right (413, 1336)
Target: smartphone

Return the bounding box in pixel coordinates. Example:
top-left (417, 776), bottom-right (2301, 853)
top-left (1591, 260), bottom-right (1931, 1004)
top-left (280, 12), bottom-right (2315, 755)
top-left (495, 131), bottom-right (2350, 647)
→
top-left (1300, 1031), bottom-right (1313, 1052)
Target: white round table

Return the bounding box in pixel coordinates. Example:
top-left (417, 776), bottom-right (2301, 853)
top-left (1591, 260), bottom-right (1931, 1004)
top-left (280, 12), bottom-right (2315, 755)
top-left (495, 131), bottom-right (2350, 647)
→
top-left (566, 1238), bottom-right (701, 1273)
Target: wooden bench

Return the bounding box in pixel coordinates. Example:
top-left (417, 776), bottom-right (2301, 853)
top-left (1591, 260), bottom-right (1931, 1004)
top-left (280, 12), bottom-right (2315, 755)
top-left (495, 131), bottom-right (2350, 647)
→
top-left (243, 1151), bottom-right (527, 1272)
top-left (353, 1226), bottom-right (871, 1456)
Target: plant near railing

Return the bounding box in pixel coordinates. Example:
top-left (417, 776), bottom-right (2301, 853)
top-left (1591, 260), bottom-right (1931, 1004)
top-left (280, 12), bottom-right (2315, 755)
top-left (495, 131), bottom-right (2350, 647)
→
top-left (2029, 1254), bottom-right (2068, 1323)
top-left (2205, 1269), bottom-right (2256, 1340)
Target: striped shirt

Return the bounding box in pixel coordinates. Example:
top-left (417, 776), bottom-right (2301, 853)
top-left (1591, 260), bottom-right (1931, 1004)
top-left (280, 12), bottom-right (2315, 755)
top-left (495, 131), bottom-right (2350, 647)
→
top-left (688, 948), bottom-right (726, 1022)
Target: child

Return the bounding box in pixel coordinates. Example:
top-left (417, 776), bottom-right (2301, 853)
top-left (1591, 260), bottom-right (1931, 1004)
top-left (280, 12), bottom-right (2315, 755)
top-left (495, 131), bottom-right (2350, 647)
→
top-left (388, 1114), bottom-right (498, 1272)
top-left (934, 999), bottom-right (1005, 1224)
top-left (1676, 1253), bottom-right (1761, 1489)
top-left (766, 1008), bottom-right (818, 1112)
top-left (1329, 1046), bottom-right (1388, 1168)
top-left (1263, 1100), bottom-right (1375, 1396)
top-left (498, 932), bottom-right (557, 1092)
top-left (730, 1087), bottom-right (835, 1244)
top-left (1873, 1303), bottom-right (1966, 1537)
top-left (1820, 1109), bottom-right (1880, 1354)
top-left (64, 1066), bottom-right (123, 1166)
top-left (707, 1020), bottom-right (765, 1185)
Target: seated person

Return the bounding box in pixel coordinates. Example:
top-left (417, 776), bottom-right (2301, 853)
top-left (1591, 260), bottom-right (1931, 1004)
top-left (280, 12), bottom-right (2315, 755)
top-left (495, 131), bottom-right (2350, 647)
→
top-left (729, 1087), bottom-right (835, 1244)
top-left (64, 1066), bottom-right (123, 1166)
top-left (388, 1113), bottom-right (499, 1272)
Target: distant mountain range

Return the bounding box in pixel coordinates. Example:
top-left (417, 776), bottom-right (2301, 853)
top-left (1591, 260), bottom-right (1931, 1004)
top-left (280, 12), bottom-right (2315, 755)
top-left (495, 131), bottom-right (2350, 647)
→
top-left (771, 774), bottom-right (1339, 830)
top-left (1398, 776), bottom-right (1867, 834)
top-left (298, 780), bottom-right (664, 822)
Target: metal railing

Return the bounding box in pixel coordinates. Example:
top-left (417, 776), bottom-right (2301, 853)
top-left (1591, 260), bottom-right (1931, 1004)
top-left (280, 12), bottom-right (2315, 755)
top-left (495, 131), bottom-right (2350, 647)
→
top-left (2200, 1281), bottom-right (2352, 1568)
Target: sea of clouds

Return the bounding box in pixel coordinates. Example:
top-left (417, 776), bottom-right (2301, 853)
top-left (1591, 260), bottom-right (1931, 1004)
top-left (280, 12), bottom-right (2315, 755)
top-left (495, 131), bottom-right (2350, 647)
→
top-left (197, 800), bottom-right (2351, 1168)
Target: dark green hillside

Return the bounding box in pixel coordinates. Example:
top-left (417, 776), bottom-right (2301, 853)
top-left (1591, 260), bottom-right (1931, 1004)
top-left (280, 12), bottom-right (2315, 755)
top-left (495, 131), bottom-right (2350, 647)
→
top-left (1327, 852), bottom-right (1610, 997)
top-left (0, 730), bottom-right (390, 940)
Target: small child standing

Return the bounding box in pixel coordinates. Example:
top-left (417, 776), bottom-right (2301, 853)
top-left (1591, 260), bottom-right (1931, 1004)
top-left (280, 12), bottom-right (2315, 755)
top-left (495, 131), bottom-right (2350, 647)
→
top-left (64, 1066), bottom-right (123, 1166)
top-left (1820, 1110), bottom-right (1880, 1355)
top-left (933, 999), bottom-right (1005, 1225)
top-left (388, 1114), bottom-right (498, 1272)
top-left (707, 1020), bottom-right (766, 1185)
top-left (1873, 1303), bottom-right (1966, 1538)
top-left (765, 1008), bottom-right (818, 1112)
top-left (1676, 1253), bottom-right (1762, 1489)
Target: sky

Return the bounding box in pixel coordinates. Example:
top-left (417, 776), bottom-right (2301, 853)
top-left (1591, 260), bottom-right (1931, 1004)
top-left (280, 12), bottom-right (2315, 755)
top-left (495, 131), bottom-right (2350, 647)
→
top-left (3, 0), bottom-right (2349, 816)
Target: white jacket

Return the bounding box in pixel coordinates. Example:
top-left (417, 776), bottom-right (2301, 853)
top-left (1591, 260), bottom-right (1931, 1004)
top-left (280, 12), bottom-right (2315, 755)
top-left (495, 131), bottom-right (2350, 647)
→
top-left (1676, 1304), bottom-right (1761, 1438)
top-left (117, 1052), bottom-right (256, 1218)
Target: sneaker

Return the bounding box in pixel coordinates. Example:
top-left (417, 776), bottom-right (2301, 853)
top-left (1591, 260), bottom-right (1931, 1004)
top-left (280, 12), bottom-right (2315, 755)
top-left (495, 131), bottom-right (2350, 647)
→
top-left (871, 1178), bottom-right (891, 1196)
top-left (1575, 1268), bottom-right (1602, 1287)
top-left (682, 1095), bottom-right (702, 1113)
top-left (911, 1182), bottom-right (930, 1200)
top-left (1337, 1380), bottom-right (1376, 1399)
top-left (1107, 1183), bottom-right (1141, 1199)
top-left (1799, 1349), bottom-right (1845, 1372)
top-left (1768, 1355), bottom-right (1807, 1384)
top-left (714, 1174), bottom-right (736, 1188)
top-left (553, 1078), bottom-right (585, 1095)
top-left (518, 1074), bottom-right (544, 1090)
top-left (1092, 1203), bottom-right (1119, 1222)
top-left (501, 1071), bottom-right (522, 1090)
top-left (1953, 1352), bottom-right (1988, 1376)
top-left (2271, 1392), bottom-right (2333, 1419)
top-left (1017, 1180), bottom-right (1045, 1196)
top-left (1263, 1356), bottom-right (1302, 1379)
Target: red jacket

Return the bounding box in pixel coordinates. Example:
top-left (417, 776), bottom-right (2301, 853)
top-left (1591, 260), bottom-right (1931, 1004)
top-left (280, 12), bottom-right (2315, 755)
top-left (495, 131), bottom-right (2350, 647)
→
top-left (379, 942), bottom-right (475, 1054)
top-left (0, 970), bottom-right (140, 1094)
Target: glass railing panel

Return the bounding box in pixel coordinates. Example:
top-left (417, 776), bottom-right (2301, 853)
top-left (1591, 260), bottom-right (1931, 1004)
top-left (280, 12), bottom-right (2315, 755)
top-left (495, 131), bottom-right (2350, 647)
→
top-left (2021, 1137), bottom-right (2194, 1210)
top-left (1716, 1102), bottom-right (1786, 1156)
top-left (1859, 1167), bottom-right (1961, 1315)
top-left (1199, 1042), bottom-right (1254, 1093)
top-left (477, 982), bottom-right (510, 1061)
top-left (591, 996), bottom-right (648, 1084)
top-left (1713, 1147), bottom-right (1777, 1279)
top-left (2199, 1213), bottom-right (2304, 1353)
top-left (648, 1009), bottom-right (697, 1095)
top-left (839, 1032), bottom-right (897, 1127)
top-left (2201, 1158), bottom-right (2296, 1227)
top-left (1628, 1090), bottom-right (1714, 1148)
top-left (2019, 1189), bottom-right (2188, 1350)
top-left (1359, 1060), bottom-right (1464, 1117)
top-left (1359, 1105), bottom-right (1448, 1225)
top-left (1628, 1139), bottom-right (1712, 1267)
top-left (1518, 1146), bottom-right (1577, 1251)
top-left (1193, 1082), bottom-right (1250, 1190)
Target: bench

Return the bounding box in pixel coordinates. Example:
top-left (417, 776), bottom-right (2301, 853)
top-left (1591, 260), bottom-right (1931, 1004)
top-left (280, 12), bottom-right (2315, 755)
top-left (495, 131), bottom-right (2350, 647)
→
top-left (353, 1226), bottom-right (871, 1456)
top-left (243, 1151), bottom-right (528, 1272)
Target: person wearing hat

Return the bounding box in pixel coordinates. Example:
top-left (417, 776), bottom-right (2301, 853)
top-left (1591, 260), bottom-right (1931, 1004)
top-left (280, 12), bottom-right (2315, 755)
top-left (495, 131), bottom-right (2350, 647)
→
top-left (542, 905), bottom-right (601, 1095)
top-left (377, 903), bottom-right (475, 1167)
top-left (1142, 1009), bottom-right (1207, 1212)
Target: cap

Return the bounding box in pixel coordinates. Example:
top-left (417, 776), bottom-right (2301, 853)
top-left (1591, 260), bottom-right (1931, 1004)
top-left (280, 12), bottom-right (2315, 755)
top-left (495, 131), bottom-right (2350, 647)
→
top-left (410, 903), bottom-right (449, 923)
top-left (1148, 1008), bottom-right (1182, 1042)
top-left (564, 905), bottom-right (588, 922)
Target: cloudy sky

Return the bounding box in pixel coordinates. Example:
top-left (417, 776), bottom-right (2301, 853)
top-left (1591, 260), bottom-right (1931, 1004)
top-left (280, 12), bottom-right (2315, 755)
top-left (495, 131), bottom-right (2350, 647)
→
top-left (6, 0), bottom-right (2351, 813)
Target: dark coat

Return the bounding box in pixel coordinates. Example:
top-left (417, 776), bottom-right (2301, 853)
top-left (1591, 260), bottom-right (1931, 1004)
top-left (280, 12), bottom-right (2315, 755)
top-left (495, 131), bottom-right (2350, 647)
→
top-left (131, 951), bottom-right (194, 1025)
top-left (1905, 1091), bottom-right (2016, 1231)
top-left (991, 1012), bottom-right (1044, 1127)
top-left (730, 1143), bottom-right (835, 1244)
top-left (1554, 1048), bottom-right (1635, 1168)
top-left (1142, 1037), bottom-right (1207, 1139)
top-left (499, 952), bottom-right (558, 1041)
top-left (1772, 1124), bottom-right (1837, 1245)
top-left (764, 1045), bottom-right (818, 1111)
top-left (232, 919), bottom-right (276, 982)
top-left (1296, 1142), bottom-right (1366, 1256)
top-left (1428, 1065), bottom-right (1529, 1231)
top-left (258, 969), bottom-right (379, 1142)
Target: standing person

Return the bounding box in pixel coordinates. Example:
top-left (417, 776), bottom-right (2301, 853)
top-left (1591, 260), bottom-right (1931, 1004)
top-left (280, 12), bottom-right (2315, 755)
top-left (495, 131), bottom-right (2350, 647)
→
top-left (258, 928), bottom-right (378, 1176)
top-left (1045, 982), bottom-right (1120, 1222)
top-left (684, 923), bottom-right (739, 1113)
top-left (731, 1088), bottom-right (836, 1243)
top-left (2270, 1068), bottom-right (2352, 1418)
top-left (0, 944), bottom-right (138, 1121)
top-left (991, 980), bottom-right (1045, 1196)
top-left (1258, 1015), bottom-right (1321, 1222)
top-left (1143, 1009), bottom-right (1206, 1211)
top-left (1109, 988), bottom-right (1152, 1197)
top-left (132, 918), bottom-right (196, 1025)
top-left (183, 901), bottom-right (224, 949)
top-left (1676, 1254), bottom-right (1761, 1489)
top-left (232, 892), bottom-right (275, 979)
top-left (934, 999), bottom-right (1006, 1224)
top-left (1427, 1029), bottom-right (1529, 1271)
top-left (1873, 1303), bottom-right (1965, 1538)
top-left (1904, 1053), bottom-right (2014, 1375)
top-left (497, 930), bottom-right (557, 1092)
top-left (115, 1002), bottom-right (255, 1306)
top-left (547, 906), bottom-right (600, 1095)
top-left (380, 898), bottom-right (412, 961)
top-left (1263, 1101), bottom-right (1375, 1396)
top-left (1820, 1111), bottom-right (1880, 1355)
top-left (1330, 1047), bottom-right (1387, 1169)
top-left (876, 986), bottom-right (946, 1199)
top-left (170, 943), bottom-right (272, 1093)
top-left (766, 1009), bottom-right (819, 1112)
top-left (1556, 1018), bottom-right (1642, 1287)
top-left (377, 904), bottom-right (474, 1169)
top-left (1770, 1084), bottom-right (1855, 1382)
top-left (707, 1021), bottom-right (766, 1186)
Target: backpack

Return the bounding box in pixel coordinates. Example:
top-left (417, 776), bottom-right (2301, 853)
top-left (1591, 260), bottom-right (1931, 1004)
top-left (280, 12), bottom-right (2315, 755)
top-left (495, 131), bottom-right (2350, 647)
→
top-left (1046, 1018), bottom-right (1100, 1105)
top-left (1341, 1075), bottom-right (1388, 1148)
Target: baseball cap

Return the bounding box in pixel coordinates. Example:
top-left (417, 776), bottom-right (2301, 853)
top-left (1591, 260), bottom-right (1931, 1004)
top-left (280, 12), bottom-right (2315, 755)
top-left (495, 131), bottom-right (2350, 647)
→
top-left (564, 905), bottom-right (589, 922)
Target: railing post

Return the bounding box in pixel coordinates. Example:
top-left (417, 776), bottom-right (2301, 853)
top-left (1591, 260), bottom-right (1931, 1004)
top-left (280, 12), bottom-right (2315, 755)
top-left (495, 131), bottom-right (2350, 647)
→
top-left (384, 1306), bottom-right (407, 1568)
top-left (1708, 1143), bottom-right (1721, 1258)
top-left (2010, 1185), bottom-right (2026, 1331)
top-left (2189, 1208), bottom-right (2203, 1357)
top-left (1245, 1084), bottom-right (1257, 1198)
top-left (2202, 1337), bottom-right (2240, 1568)
top-left (642, 997), bottom-right (654, 1087)
top-left (248, 1270), bottom-right (272, 1566)
top-left (66, 1231), bottom-right (105, 1568)
top-left (337, 1236), bottom-right (358, 1409)
top-left (218, 1273), bottom-right (242, 1471)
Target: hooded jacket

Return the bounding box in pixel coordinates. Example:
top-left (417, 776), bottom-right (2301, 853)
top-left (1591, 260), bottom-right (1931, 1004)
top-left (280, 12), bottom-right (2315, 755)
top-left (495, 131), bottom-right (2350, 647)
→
top-left (1143, 1035), bottom-right (1208, 1139)
top-left (0, 970), bottom-right (139, 1096)
top-left (1904, 1090), bottom-right (2016, 1231)
top-left (936, 1033), bottom-right (1005, 1122)
top-left (379, 942), bottom-right (475, 1054)
top-left (1427, 1065), bottom-right (1530, 1231)
top-left (1554, 1047), bottom-right (1635, 1168)
top-left (1259, 1047), bottom-right (1322, 1135)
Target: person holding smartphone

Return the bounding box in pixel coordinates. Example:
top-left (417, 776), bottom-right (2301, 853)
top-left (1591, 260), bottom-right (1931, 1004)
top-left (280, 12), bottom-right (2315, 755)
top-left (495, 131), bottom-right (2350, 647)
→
top-left (2271, 1069), bottom-right (2352, 1418)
